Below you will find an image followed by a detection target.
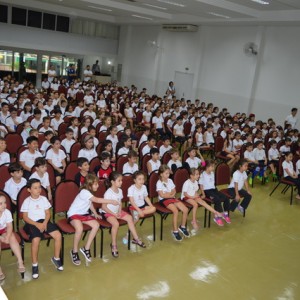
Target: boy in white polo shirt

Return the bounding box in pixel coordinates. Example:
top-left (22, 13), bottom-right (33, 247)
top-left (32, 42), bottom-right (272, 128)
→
top-left (21, 178), bottom-right (63, 279)
top-left (4, 163), bottom-right (27, 213)
top-left (0, 137), bottom-right (10, 165)
top-left (19, 136), bottom-right (43, 179)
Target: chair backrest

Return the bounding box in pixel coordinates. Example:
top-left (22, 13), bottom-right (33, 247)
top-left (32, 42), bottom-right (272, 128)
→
top-left (58, 122), bottom-right (69, 137)
top-left (0, 165), bottom-right (10, 190)
top-left (148, 171), bottom-right (159, 200)
top-left (98, 131), bottom-right (107, 143)
top-left (65, 161), bottom-right (78, 181)
top-left (17, 185), bottom-right (48, 225)
top-left (184, 122), bottom-right (192, 136)
top-left (38, 133), bottom-right (46, 149)
top-left (138, 141), bottom-right (147, 158)
top-left (141, 154), bottom-right (151, 174)
top-left (121, 175), bottom-right (134, 205)
top-left (240, 144), bottom-right (247, 159)
top-left (278, 156), bottom-right (285, 178)
top-left (173, 168), bottom-right (189, 193)
top-left (0, 190), bottom-right (12, 211)
top-left (161, 151), bottom-right (171, 165)
top-left (116, 155), bottom-right (129, 173)
top-left (182, 150), bottom-right (189, 162)
top-left (53, 180), bottom-right (79, 214)
top-left (89, 157), bottom-right (101, 173)
top-left (46, 162), bottom-right (56, 189)
top-left (215, 162), bottom-right (231, 186)
top-left (70, 142), bottom-right (81, 162)
top-left (214, 136), bottom-right (224, 153)
top-left (94, 179), bottom-right (106, 209)
top-left (5, 133), bottom-right (23, 155)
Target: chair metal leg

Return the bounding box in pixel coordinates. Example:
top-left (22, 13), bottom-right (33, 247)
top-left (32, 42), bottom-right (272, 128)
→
top-left (290, 185), bottom-right (293, 205)
top-left (204, 209), bottom-right (207, 228)
top-left (82, 231), bottom-right (87, 241)
top-left (128, 230), bottom-right (131, 250)
top-left (269, 182), bottom-right (281, 196)
top-left (46, 239), bottom-right (51, 247)
top-left (93, 236), bottom-right (96, 258)
top-left (140, 218), bottom-right (145, 226)
top-left (152, 215), bottom-right (156, 242)
top-left (208, 211), bottom-right (211, 228)
top-left (160, 214), bottom-right (164, 241)
top-left (100, 228), bottom-right (104, 259)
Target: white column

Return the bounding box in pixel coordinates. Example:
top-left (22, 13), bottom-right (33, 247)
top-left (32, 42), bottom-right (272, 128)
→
top-left (36, 53), bottom-right (42, 89)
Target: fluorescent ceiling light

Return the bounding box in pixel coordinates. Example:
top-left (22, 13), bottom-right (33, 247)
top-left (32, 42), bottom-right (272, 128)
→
top-left (250, 0), bottom-right (270, 4)
top-left (88, 5), bottom-right (113, 12)
top-left (207, 12), bottom-right (231, 19)
top-left (144, 3), bottom-right (167, 10)
top-left (132, 14), bottom-right (153, 20)
top-left (157, 0), bottom-right (185, 8)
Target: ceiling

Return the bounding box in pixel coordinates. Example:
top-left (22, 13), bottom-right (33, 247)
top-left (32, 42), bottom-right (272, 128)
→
top-left (6, 0), bottom-right (300, 25)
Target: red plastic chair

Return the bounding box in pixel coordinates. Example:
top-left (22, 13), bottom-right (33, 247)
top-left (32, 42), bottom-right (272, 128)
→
top-left (5, 133), bottom-right (23, 158)
top-left (70, 142), bottom-right (81, 162)
top-left (0, 165), bottom-right (10, 190)
top-left (116, 155), bottom-right (129, 174)
top-left (65, 162), bottom-right (78, 181)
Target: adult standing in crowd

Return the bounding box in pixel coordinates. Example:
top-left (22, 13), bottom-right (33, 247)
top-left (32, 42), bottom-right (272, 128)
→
top-left (285, 108), bottom-right (298, 129)
top-left (166, 81), bottom-right (175, 100)
top-left (92, 60), bottom-right (101, 75)
top-left (47, 65), bottom-right (56, 83)
top-left (67, 64), bottom-right (77, 84)
top-left (83, 65), bottom-right (93, 82)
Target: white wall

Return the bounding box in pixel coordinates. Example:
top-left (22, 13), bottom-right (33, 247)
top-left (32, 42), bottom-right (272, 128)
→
top-left (0, 23), bottom-right (118, 56)
top-left (118, 24), bottom-right (300, 128)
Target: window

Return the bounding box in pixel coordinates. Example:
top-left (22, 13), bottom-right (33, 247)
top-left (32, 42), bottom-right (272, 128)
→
top-left (56, 15), bottom-right (69, 32)
top-left (12, 7), bottom-right (27, 26)
top-left (28, 10), bottom-right (42, 28)
top-left (0, 5), bottom-right (8, 23)
top-left (0, 50), bottom-right (13, 72)
top-left (43, 13), bottom-right (56, 30)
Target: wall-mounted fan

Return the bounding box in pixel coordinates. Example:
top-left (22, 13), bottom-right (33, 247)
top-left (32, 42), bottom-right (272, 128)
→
top-left (244, 42), bottom-right (258, 56)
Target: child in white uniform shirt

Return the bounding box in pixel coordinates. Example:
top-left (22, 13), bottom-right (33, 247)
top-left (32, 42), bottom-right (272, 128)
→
top-left (185, 147), bottom-right (204, 170)
top-left (0, 138), bottom-right (10, 165)
top-left (0, 195), bottom-right (25, 280)
top-left (61, 128), bottom-right (75, 158)
top-left (78, 135), bottom-right (97, 162)
top-left (156, 165), bottom-right (190, 241)
top-left (117, 136), bottom-right (132, 157)
top-left (268, 140), bottom-right (280, 179)
top-left (21, 179), bottom-right (63, 279)
top-left (122, 150), bottom-right (139, 175)
top-left (182, 167), bottom-right (223, 230)
top-left (282, 152), bottom-right (300, 200)
top-left (227, 160), bottom-right (252, 214)
top-left (159, 136), bottom-right (172, 158)
top-left (147, 148), bottom-right (161, 175)
top-left (101, 172), bottom-right (146, 257)
top-left (128, 171), bottom-right (156, 222)
top-left (253, 141), bottom-right (268, 182)
top-left (67, 174), bottom-right (118, 265)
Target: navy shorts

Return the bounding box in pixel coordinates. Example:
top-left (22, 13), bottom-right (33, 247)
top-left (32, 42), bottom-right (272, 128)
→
top-left (24, 219), bottom-right (59, 240)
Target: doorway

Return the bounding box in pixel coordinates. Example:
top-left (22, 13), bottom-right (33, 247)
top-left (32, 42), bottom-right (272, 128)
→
top-left (174, 71), bottom-right (194, 100)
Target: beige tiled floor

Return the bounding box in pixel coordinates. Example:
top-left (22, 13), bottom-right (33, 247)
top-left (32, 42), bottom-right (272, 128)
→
top-left (2, 181), bottom-right (300, 300)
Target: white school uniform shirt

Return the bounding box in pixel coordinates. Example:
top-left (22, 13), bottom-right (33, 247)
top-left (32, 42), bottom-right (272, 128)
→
top-left (46, 149), bottom-right (66, 168)
top-left (253, 148), bottom-right (266, 161)
top-left (282, 161), bottom-right (294, 178)
top-left (152, 116), bottom-right (164, 129)
top-left (84, 70), bottom-right (93, 81)
top-left (285, 114), bottom-right (298, 129)
top-left (47, 70), bottom-right (56, 83)
top-left (29, 171), bottom-right (50, 189)
top-left (0, 151), bottom-right (10, 165)
top-left (0, 209), bottom-right (13, 230)
top-left (96, 99), bottom-right (106, 109)
top-left (5, 116), bottom-right (22, 132)
top-left (127, 184), bottom-right (148, 207)
top-left (173, 124), bottom-right (184, 136)
top-left (143, 111), bottom-right (152, 123)
top-left (84, 95), bottom-right (94, 105)
top-left (116, 124), bottom-right (125, 132)
top-left (19, 149), bottom-right (43, 169)
top-left (21, 129), bottom-right (30, 145)
top-left (138, 134), bottom-right (148, 147)
top-left (69, 126), bottom-right (78, 140)
top-left (78, 148), bottom-right (97, 162)
top-left (199, 171), bottom-right (215, 190)
top-left (81, 127), bottom-right (88, 135)
top-left (156, 179), bottom-right (175, 201)
top-left (232, 139), bottom-right (243, 152)
top-left (117, 147), bottom-right (129, 156)
top-left (74, 106), bottom-right (84, 118)
top-left (212, 123), bottom-right (220, 134)
top-left (106, 135), bottom-right (118, 154)
top-left (41, 140), bottom-right (51, 155)
top-left (61, 138), bottom-right (75, 154)
top-left (244, 150), bottom-right (255, 162)
top-left (148, 159), bottom-right (161, 175)
top-left (83, 111), bottom-right (96, 120)
top-left (0, 112), bottom-right (9, 124)
top-left (50, 118), bottom-right (63, 131)
top-left (196, 133), bottom-right (204, 146)
top-left (296, 160), bottom-right (300, 176)
top-left (99, 125), bottom-right (107, 132)
top-left (167, 159), bottom-right (182, 169)
top-left (122, 162), bottom-right (138, 175)
top-left (39, 126), bottom-right (54, 134)
top-left (20, 195), bottom-right (51, 222)
top-left (30, 118), bottom-right (43, 129)
top-left (186, 157), bottom-right (201, 169)
top-left (67, 189), bottom-right (93, 218)
top-left (268, 148), bottom-right (279, 161)
top-left (142, 145), bottom-right (156, 157)
top-left (159, 145), bottom-right (172, 158)
top-left (20, 111), bottom-right (32, 122)
top-left (125, 108), bottom-right (134, 118)
top-left (205, 131), bottom-right (215, 144)
top-left (220, 130), bottom-right (227, 139)
top-left (4, 178), bottom-right (27, 201)
top-left (280, 145), bottom-right (290, 153)
top-left (102, 188), bottom-right (123, 214)
top-left (181, 179), bottom-right (199, 199)
top-left (228, 170), bottom-right (248, 190)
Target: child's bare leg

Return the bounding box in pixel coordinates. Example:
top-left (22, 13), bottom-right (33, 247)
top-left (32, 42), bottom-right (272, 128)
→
top-left (121, 214), bottom-right (139, 240)
top-left (185, 199), bottom-right (198, 224)
top-left (31, 237), bottom-right (41, 264)
top-left (49, 230), bottom-right (62, 259)
top-left (106, 217), bottom-right (119, 246)
top-left (9, 234), bottom-right (24, 268)
top-left (196, 198), bottom-right (222, 217)
top-left (174, 201), bottom-right (188, 227)
top-left (83, 220), bottom-right (99, 250)
top-left (70, 220), bottom-right (83, 252)
top-left (166, 204), bottom-right (179, 231)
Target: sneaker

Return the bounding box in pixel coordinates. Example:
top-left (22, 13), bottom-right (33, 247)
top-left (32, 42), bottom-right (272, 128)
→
top-left (178, 226), bottom-right (190, 238)
top-left (172, 231), bottom-right (183, 242)
top-left (237, 205), bottom-right (244, 215)
top-left (51, 257), bottom-right (64, 271)
top-left (70, 250), bottom-right (81, 266)
top-left (213, 217), bottom-right (224, 227)
top-left (80, 247), bottom-right (92, 263)
top-left (32, 265), bottom-right (39, 279)
top-left (248, 177), bottom-right (253, 185)
top-left (222, 213), bottom-right (231, 224)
